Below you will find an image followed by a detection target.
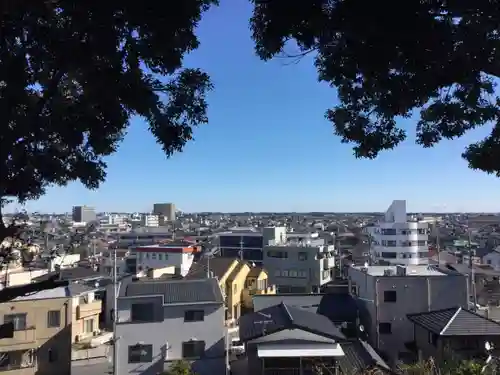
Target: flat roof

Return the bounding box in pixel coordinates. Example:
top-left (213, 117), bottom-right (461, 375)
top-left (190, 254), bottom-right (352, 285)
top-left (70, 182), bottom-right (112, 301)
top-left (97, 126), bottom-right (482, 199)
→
top-left (351, 265), bottom-right (446, 277)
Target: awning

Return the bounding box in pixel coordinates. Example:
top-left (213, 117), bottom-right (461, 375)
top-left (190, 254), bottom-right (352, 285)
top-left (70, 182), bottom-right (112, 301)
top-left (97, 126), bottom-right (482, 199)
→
top-left (258, 343), bottom-right (345, 358)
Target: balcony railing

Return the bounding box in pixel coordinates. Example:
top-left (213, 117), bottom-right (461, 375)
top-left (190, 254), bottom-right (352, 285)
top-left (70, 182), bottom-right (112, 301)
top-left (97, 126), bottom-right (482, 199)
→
top-left (0, 327), bottom-right (36, 350)
top-left (248, 285), bottom-right (276, 296)
top-left (77, 300), bottom-right (102, 320)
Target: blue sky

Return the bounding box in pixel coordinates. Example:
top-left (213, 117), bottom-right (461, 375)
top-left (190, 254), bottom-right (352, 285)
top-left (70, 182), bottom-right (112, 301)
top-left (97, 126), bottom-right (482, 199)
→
top-left (7, 0), bottom-right (500, 213)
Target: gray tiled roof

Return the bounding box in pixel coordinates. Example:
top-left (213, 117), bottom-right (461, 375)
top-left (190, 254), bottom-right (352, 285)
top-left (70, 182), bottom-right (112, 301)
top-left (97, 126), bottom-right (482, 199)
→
top-left (338, 340), bottom-right (391, 374)
top-left (125, 277), bottom-right (223, 305)
top-left (184, 257), bottom-right (237, 280)
top-left (407, 307), bottom-right (500, 336)
top-left (239, 302), bottom-right (346, 342)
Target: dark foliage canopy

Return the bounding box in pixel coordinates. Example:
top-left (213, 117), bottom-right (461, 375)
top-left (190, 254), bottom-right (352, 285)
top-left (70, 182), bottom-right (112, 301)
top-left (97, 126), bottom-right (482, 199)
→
top-left (250, 0), bottom-right (500, 175)
top-left (0, 0), bottom-right (217, 238)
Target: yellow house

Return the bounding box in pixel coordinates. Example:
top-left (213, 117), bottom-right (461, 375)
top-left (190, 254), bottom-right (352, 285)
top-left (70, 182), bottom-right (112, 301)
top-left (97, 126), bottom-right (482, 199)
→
top-left (242, 266), bottom-right (276, 310)
top-left (185, 258), bottom-right (275, 323)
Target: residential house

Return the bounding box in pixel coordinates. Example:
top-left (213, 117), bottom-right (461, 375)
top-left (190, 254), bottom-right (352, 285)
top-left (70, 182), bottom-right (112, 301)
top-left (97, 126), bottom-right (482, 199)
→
top-left (407, 307), bottom-right (500, 361)
top-left (0, 286), bottom-right (75, 375)
top-left (347, 264), bottom-right (468, 364)
top-left (115, 278), bottom-right (226, 375)
top-left (71, 284), bottom-right (102, 343)
top-left (483, 248), bottom-right (500, 271)
top-left (241, 266), bottom-right (276, 312)
top-left (239, 302), bottom-right (390, 375)
top-left (186, 258), bottom-right (275, 322)
top-left (263, 240), bottom-right (335, 293)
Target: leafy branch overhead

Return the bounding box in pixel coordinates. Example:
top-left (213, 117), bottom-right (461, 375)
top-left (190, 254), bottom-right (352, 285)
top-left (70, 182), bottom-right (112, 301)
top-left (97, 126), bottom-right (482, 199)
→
top-left (0, 0), bottom-right (217, 208)
top-left (250, 0), bottom-right (500, 175)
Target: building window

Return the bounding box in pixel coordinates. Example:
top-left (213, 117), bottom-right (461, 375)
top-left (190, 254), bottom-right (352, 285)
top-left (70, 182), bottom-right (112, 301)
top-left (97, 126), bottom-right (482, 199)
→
top-left (381, 252), bottom-right (397, 259)
top-left (131, 303), bottom-right (155, 322)
top-left (182, 340), bottom-right (205, 359)
top-left (128, 344), bottom-right (153, 363)
top-left (48, 348), bottom-right (58, 363)
top-left (4, 313), bottom-right (27, 331)
top-left (298, 270), bottom-right (307, 278)
top-left (151, 253), bottom-right (157, 259)
top-left (158, 253), bottom-right (163, 260)
top-left (184, 310), bottom-right (204, 322)
top-left (379, 323), bottom-right (392, 334)
top-left (47, 310), bottom-right (61, 328)
top-left (281, 270), bottom-right (289, 277)
top-left (298, 252), bottom-right (308, 261)
top-left (84, 319), bottom-right (94, 333)
top-left (289, 270), bottom-right (298, 277)
top-left (274, 270), bottom-right (281, 277)
top-left (267, 251), bottom-right (288, 258)
top-left (383, 291), bottom-right (397, 302)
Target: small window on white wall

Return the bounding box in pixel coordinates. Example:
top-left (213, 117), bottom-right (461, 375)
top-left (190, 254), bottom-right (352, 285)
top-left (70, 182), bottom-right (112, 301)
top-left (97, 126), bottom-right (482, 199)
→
top-left (158, 253), bottom-right (163, 260)
top-left (151, 253), bottom-right (157, 259)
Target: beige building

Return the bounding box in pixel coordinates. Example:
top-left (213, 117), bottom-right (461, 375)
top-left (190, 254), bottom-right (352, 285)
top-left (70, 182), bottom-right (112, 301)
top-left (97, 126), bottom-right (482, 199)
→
top-left (0, 283), bottom-right (102, 375)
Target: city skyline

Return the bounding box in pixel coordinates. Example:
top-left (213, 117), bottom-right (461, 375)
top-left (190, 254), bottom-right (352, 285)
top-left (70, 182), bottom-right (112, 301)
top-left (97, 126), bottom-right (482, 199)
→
top-left (4, 0), bottom-right (500, 214)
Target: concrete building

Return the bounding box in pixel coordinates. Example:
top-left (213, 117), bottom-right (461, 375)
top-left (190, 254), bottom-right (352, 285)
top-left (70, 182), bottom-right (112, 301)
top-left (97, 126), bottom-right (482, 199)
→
top-left (132, 242), bottom-right (201, 277)
top-left (140, 214), bottom-right (160, 228)
top-left (217, 227), bottom-right (288, 262)
top-left (115, 278), bottom-right (225, 375)
top-left (263, 238), bottom-right (335, 293)
top-left (72, 206), bottom-right (97, 224)
top-left (347, 264), bottom-right (468, 363)
top-left (152, 203), bottom-right (176, 222)
top-left (364, 200), bottom-right (430, 265)
top-left (0, 286), bottom-right (78, 375)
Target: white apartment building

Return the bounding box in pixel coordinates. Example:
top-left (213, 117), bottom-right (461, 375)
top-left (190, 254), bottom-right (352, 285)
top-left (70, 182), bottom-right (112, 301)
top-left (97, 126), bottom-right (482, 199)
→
top-left (141, 214), bottom-right (160, 227)
top-left (132, 242), bottom-right (200, 276)
top-left (364, 200), bottom-right (430, 265)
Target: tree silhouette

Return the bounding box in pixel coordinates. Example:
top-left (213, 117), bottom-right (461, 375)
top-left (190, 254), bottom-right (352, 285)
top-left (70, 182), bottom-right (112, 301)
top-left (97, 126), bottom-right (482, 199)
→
top-left (0, 0), bottom-right (217, 300)
top-left (0, 0), bottom-right (217, 243)
top-left (250, 0), bottom-right (500, 176)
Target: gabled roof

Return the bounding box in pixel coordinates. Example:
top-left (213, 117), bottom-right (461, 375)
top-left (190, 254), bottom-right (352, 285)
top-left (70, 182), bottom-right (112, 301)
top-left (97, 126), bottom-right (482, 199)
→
top-left (124, 278), bottom-right (223, 305)
top-left (239, 302), bottom-right (346, 342)
top-left (184, 258), bottom-right (237, 280)
top-left (338, 340), bottom-right (392, 375)
top-left (407, 307), bottom-right (500, 336)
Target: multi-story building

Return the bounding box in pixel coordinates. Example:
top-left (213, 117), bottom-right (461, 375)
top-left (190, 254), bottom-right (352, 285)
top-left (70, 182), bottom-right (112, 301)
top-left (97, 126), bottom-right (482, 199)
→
top-left (110, 230), bottom-right (173, 248)
top-left (115, 278), bottom-right (225, 375)
top-left (364, 200), bottom-right (430, 265)
top-left (72, 205), bottom-right (97, 224)
top-left (140, 214), bottom-right (160, 228)
top-left (132, 242), bottom-right (201, 276)
top-left (217, 227), bottom-right (289, 262)
top-left (152, 203), bottom-right (176, 222)
top-left (0, 285), bottom-right (96, 375)
top-left (347, 264), bottom-right (468, 363)
top-left (263, 238), bottom-right (335, 293)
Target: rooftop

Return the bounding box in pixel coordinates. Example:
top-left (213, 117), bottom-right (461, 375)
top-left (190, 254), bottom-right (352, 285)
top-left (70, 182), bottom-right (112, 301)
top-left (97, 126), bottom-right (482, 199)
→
top-left (124, 277), bottom-right (223, 305)
top-left (351, 265), bottom-right (447, 277)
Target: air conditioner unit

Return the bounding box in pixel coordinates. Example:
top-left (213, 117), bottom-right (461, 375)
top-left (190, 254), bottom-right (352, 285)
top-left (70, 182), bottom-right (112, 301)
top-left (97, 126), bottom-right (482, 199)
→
top-left (93, 331), bottom-right (100, 336)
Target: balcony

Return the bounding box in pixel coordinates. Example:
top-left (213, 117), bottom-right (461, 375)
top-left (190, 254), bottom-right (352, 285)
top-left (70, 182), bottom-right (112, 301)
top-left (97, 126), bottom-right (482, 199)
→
top-left (248, 285), bottom-right (276, 296)
top-left (76, 300), bottom-right (102, 320)
top-left (0, 327), bottom-right (36, 351)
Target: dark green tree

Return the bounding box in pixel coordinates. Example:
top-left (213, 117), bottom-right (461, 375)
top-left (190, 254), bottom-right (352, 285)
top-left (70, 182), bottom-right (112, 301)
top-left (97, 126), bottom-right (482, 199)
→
top-left (250, 0), bottom-right (500, 175)
top-left (0, 0), bottom-right (218, 242)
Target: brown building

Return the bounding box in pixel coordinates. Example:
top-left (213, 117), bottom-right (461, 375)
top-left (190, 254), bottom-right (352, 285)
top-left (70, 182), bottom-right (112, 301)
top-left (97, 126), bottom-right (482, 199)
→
top-left (0, 283), bottom-right (102, 375)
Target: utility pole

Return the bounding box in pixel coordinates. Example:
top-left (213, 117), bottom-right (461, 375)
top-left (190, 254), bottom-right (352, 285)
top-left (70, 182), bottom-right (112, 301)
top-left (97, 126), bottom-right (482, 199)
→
top-left (435, 219), bottom-right (441, 264)
top-left (206, 253), bottom-right (211, 278)
top-left (467, 222), bottom-right (477, 310)
top-left (113, 248), bottom-right (119, 375)
top-left (239, 238), bottom-right (244, 261)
